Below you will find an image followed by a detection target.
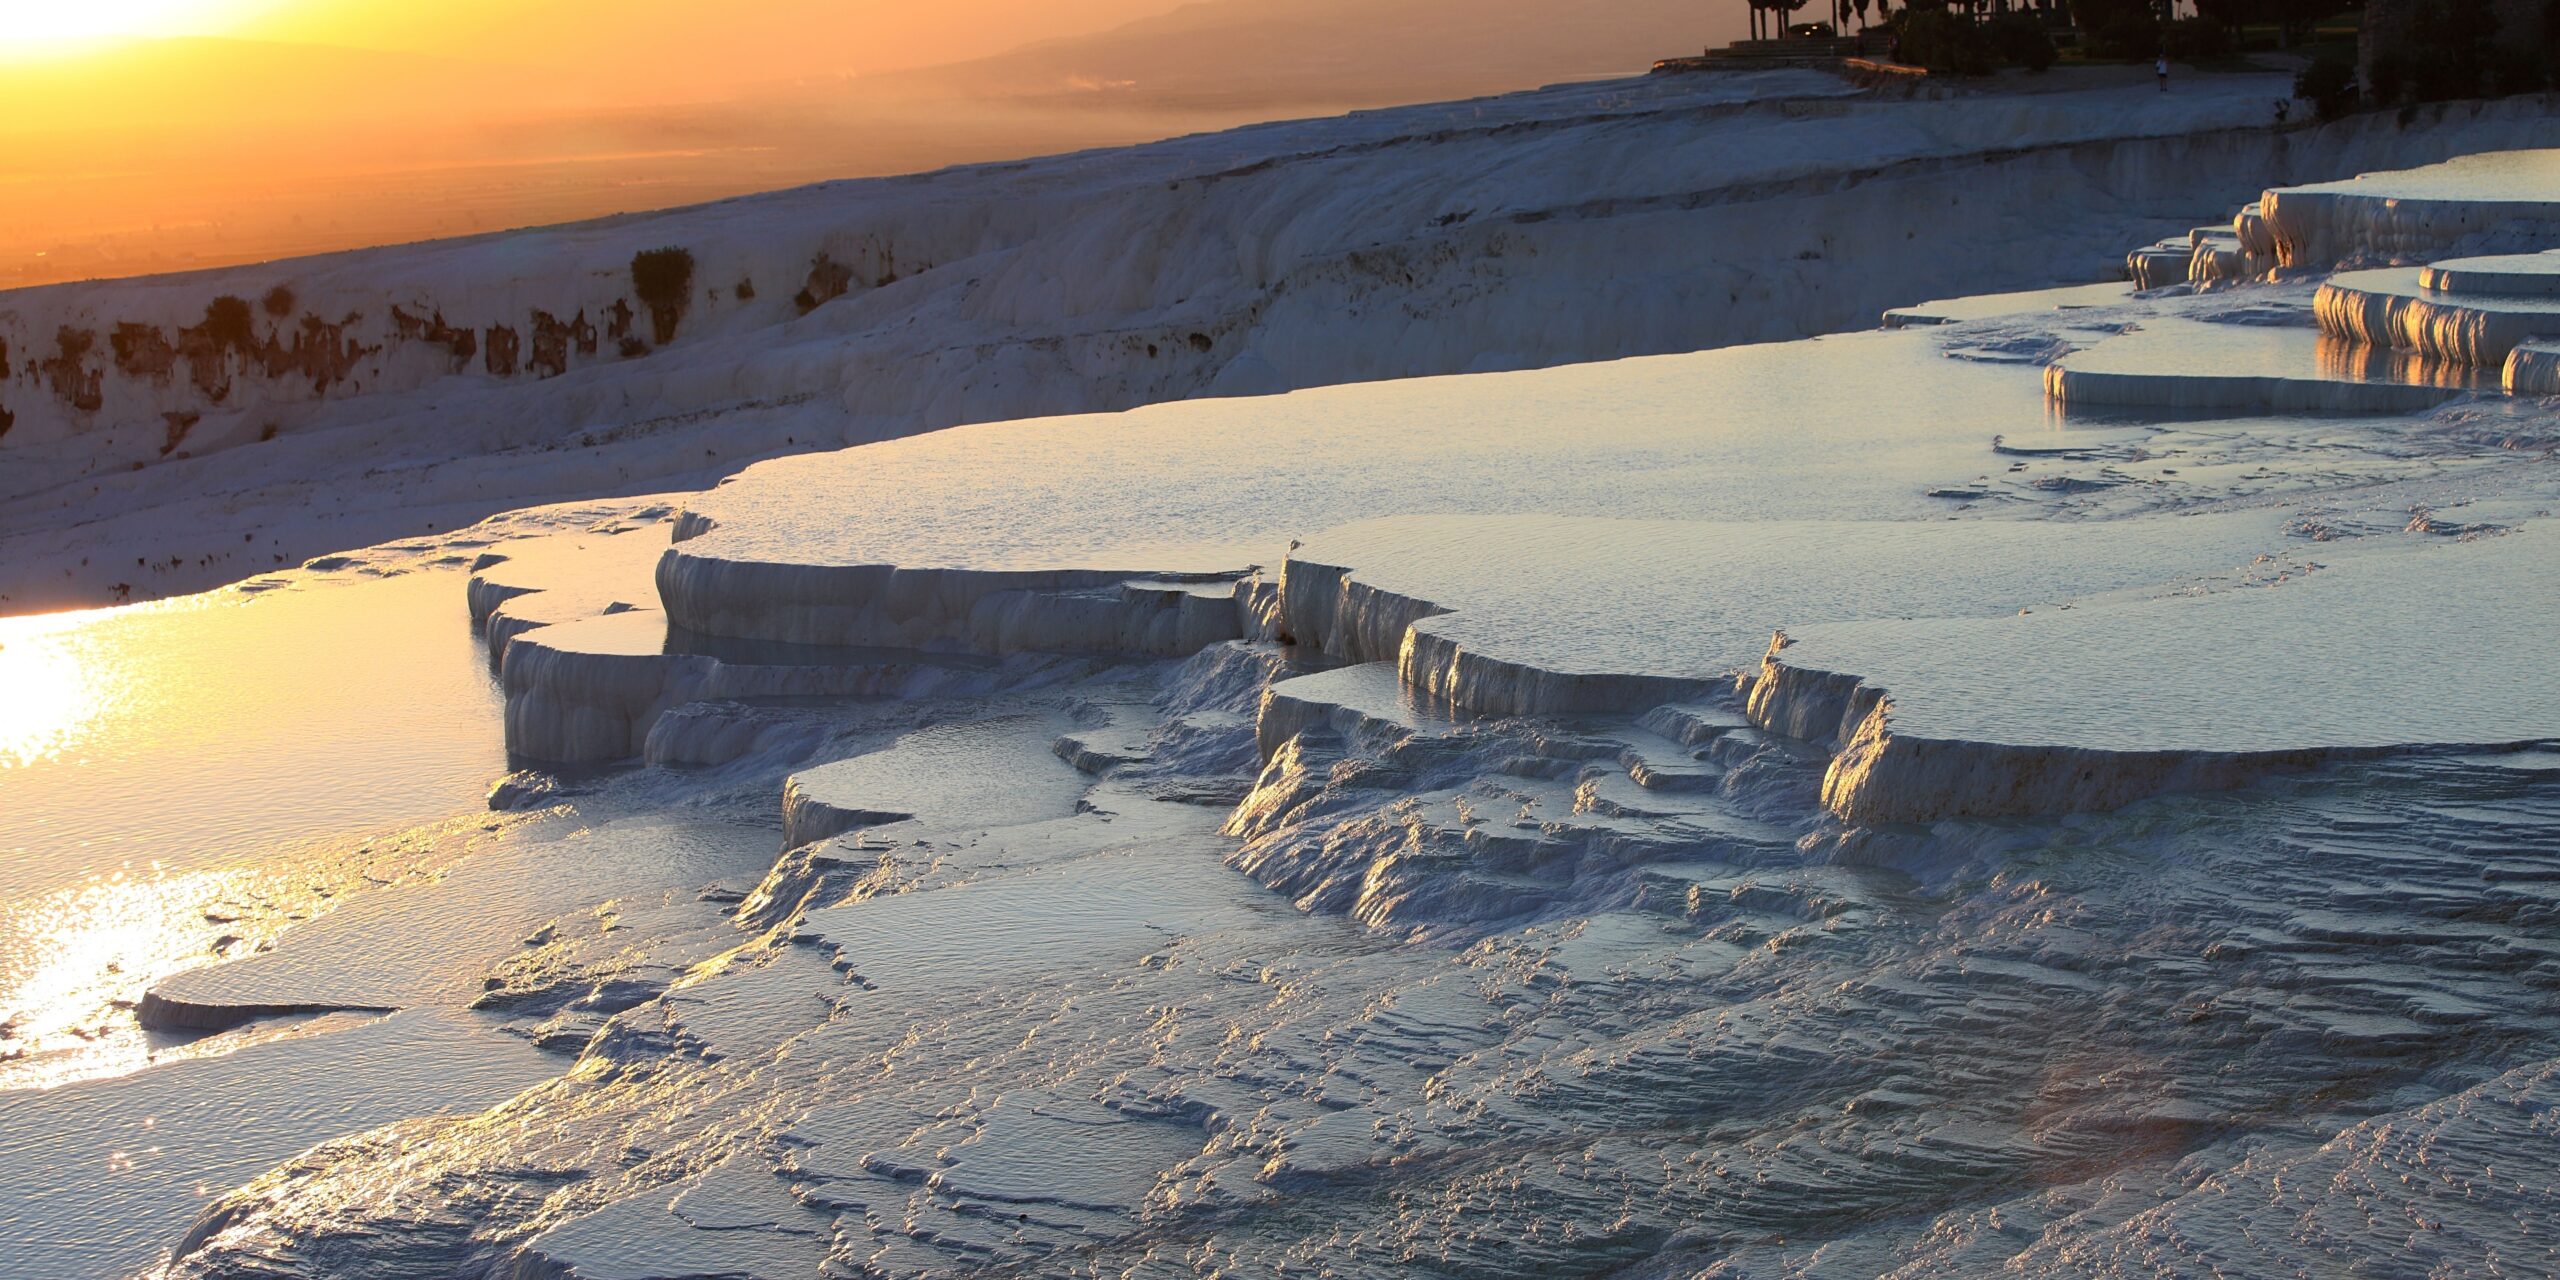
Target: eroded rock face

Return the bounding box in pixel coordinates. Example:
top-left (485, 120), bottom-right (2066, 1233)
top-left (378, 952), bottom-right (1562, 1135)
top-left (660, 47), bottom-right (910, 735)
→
top-left (63, 302), bottom-right (377, 411)
top-left (484, 323), bottom-right (520, 377)
top-left (109, 320), bottom-right (177, 381)
top-left (527, 309), bottom-right (597, 379)
top-left (42, 325), bottom-right (102, 414)
top-left (794, 250), bottom-right (855, 313)
top-left (267, 312), bottom-right (377, 395)
top-left (392, 305), bottom-right (478, 372)
top-left (3, 287), bottom-right (660, 481)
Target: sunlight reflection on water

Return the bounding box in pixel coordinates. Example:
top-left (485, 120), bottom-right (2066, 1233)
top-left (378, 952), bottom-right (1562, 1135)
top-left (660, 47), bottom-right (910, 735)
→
top-left (0, 570), bottom-right (504, 1088)
top-left (0, 605), bottom-right (115, 769)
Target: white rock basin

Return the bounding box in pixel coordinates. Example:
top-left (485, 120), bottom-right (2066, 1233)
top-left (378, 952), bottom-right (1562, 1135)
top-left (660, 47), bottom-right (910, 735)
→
top-left (2419, 249), bottom-right (2560, 297)
top-left (2261, 149), bottom-right (2560, 268)
top-left (2319, 266), bottom-right (2560, 368)
top-left (1750, 525), bottom-right (2560, 822)
top-left (2044, 317), bottom-right (2486, 414)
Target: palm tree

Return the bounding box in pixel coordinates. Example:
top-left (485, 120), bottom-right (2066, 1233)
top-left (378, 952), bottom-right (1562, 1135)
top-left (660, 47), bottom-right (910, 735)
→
top-left (1749, 0), bottom-right (1811, 38)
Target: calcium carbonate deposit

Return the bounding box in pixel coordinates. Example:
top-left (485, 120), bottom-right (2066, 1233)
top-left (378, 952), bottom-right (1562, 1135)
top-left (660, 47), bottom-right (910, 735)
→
top-left (2, 77), bottom-right (2559, 1280)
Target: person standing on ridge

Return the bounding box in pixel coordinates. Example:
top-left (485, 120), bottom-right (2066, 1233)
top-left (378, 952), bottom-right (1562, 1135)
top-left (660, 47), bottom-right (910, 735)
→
top-left (2156, 54), bottom-right (2169, 90)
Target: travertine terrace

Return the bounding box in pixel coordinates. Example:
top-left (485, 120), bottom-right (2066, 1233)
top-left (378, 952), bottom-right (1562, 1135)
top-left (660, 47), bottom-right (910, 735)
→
top-left (13, 92), bottom-right (2560, 1280)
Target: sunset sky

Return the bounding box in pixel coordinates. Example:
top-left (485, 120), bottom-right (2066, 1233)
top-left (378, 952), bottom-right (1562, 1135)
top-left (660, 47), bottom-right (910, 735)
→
top-left (0, 0), bottom-right (1732, 287)
top-left (2, 0), bottom-right (1226, 87)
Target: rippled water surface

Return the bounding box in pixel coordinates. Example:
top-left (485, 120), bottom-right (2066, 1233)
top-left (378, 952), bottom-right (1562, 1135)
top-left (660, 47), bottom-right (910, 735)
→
top-left (0, 570), bottom-right (503, 1087)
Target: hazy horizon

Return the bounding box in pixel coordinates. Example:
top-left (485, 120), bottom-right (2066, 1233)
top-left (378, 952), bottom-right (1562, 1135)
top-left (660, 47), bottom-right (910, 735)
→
top-left (0, 0), bottom-right (1741, 289)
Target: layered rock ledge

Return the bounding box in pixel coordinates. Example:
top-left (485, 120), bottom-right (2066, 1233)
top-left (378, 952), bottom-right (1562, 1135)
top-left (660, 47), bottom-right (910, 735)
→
top-left (1744, 526), bottom-right (2560, 823)
top-left (2317, 265), bottom-right (2560, 368)
top-left (2261, 147), bottom-right (2560, 268)
top-left (2043, 317), bottom-right (2486, 415)
top-left (1277, 513), bottom-right (2288, 719)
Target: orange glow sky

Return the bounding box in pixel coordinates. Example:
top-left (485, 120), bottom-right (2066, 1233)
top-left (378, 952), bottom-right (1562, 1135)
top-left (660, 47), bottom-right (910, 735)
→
top-left (0, 0), bottom-right (275, 49)
top-left (0, 0), bottom-right (1730, 287)
top-left (1, 0), bottom-right (1197, 83)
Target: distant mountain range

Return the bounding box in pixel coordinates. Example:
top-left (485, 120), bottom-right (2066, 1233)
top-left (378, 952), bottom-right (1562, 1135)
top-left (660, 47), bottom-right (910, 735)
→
top-left (0, 37), bottom-right (561, 135)
top-left (885, 0), bottom-right (1724, 107)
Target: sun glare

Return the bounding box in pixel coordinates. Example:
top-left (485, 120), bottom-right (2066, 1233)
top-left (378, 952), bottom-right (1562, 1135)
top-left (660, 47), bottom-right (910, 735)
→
top-left (0, 610), bottom-right (112, 768)
top-left (0, 0), bottom-right (244, 53)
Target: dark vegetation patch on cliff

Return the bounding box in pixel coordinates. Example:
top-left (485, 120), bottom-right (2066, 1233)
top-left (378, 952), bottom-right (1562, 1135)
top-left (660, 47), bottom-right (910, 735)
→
top-left (242, 308), bottom-right (371, 398)
top-left (795, 251), bottom-right (855, 314)
top-left (393, 306), bottom-right (479, 372)
top-left (44, 327), bottom-right (103, 414)
top-left (111, 322), bottom-right (178, 380)
top-left (182, 298), bottom-right (256, 400)
top-left (91, 298), bottom-right (373, 407)
top-left (486, 325), bottom-right (522, 378)
top-left (276, 313), bottom-right (377, 394)
top-left (631, 247), bottom-right (695, 345)
top-left (200, 296), bottom-right (256, 354)
top-left (529, 310), bottom-right (598, 379)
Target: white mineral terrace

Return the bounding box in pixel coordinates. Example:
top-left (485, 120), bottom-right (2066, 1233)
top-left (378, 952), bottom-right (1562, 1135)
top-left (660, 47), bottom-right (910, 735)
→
top-left (461, 134), bottom-right (2560, 827)
top-left (491, 380), bottom-right (2549, 827)
top-left (2043, 316), bottom-right (2490, 414)
top-left (465, 528), bottom-right (668, 667)
top-left (497, 317), bottom-right (2297, 775)
top-left (2260, 147), bottom-right (2560, 267)
top-left (1879, 280), bottom-right (2131, 328)
top-left (2318, 264), bottom-right (2560, 368)
top-left (645, 330), bottom-right (2062, 665)
top-left (2420, 248), bottom-right (2560, 296)
top-left (1277, 512), bottom-right (2287, 716)
top-left (2126, 226), bottom-right (2261, 290)
top-left (1748, 526), bottom-right (2560, 823)
top-left (2513, 338), bottom-right (2560, 394)
top-left (2126, 147), bottom-right (2560, 292)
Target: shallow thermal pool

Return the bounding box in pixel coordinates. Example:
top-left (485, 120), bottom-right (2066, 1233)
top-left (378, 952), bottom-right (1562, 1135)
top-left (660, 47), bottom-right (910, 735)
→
top-left (0, 569), bottom-right (505, 1089)
top-left (0, 566), bottom-right (559, 1279)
